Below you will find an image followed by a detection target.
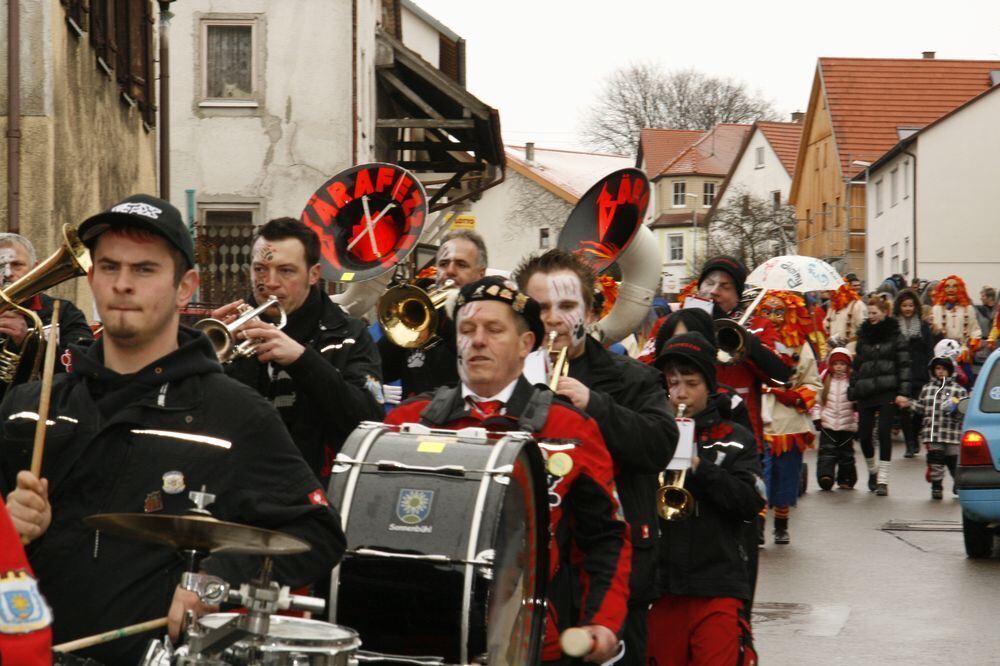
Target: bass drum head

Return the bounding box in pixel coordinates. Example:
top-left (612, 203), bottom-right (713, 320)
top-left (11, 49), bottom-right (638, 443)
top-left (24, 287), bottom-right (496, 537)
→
top-left (479, 444), bottom-right (547, 664)
top-left (331, 427), bottom-right (548, 664)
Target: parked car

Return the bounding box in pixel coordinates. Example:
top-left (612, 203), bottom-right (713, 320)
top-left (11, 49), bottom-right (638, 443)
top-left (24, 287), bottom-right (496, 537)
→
top-left (956, 349), bottom-right (1000, 558)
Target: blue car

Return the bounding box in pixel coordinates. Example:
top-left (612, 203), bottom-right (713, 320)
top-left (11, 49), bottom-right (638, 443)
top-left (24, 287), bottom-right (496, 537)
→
top-left (957, 349), bottom-right (1000, 558)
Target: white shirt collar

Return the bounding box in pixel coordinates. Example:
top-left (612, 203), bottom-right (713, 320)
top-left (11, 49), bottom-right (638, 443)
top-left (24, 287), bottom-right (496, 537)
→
top-left (461, 377), bottom-right (520, 404)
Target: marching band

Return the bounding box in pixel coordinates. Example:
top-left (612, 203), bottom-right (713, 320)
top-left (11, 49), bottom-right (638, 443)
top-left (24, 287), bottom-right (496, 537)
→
top-left (0, 162), bottom-right (987, 666)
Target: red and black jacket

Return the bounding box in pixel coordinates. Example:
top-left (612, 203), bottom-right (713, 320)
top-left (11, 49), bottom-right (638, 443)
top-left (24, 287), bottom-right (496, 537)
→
top-left (0, 496), bottom-right (51, 665)
top-left (384, 376), bottom-right (631, 661)
top-left (655, 396), bottom-right (766, 602)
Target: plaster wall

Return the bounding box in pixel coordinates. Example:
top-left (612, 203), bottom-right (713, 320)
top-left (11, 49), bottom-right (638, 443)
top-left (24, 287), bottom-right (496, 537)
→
top-left (1, 0), bottom-right (157, 316)
top-left (169, 0), bottom-right (358, 224)
top-left (716, 129), bottom-right (792, 211)
top-left (400, 6), bottom-right (440, 68)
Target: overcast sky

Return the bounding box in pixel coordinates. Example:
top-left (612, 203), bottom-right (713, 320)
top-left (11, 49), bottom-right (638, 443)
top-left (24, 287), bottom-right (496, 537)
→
top-left (413, 0), bottom-right (1000, 153)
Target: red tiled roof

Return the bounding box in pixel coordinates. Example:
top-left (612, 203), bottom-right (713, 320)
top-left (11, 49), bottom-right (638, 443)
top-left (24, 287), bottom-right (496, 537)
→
top-left (660, 124), bottom-right (752, 177)
top-left (819, 57), bottom-right (1000, 176)
top-left (756, 121), bottom-right (802, 178)
top-left (650, 212), bottom-right (700, 229)
top-left (637, 129), bottom-right (704, 179)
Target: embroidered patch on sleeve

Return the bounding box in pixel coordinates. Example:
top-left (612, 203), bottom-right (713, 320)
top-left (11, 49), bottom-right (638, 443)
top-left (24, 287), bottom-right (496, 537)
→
top-left (308, 489), bottom-right (329, 506)
top-left (365, 375), bottom-right (385, 405)
top-left (0, 571), bottom-right (52, 634)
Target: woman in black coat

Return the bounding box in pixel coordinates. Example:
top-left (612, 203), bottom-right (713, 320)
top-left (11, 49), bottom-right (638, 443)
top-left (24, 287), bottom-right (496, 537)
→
top-left (849, 296), bottom-right (911, 496)
top-left (893, 289), bottom-right (934, 458)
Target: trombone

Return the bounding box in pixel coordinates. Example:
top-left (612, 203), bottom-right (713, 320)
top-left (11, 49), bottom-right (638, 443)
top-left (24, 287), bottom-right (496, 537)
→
top-left (656, 403), bottom-right (694, 521)
top-left (714, 286), bottom-right (767, 366)
top-left (194, 297), bottom-right (287, 364)
top-left (376, 279), bottom-right (457, 349)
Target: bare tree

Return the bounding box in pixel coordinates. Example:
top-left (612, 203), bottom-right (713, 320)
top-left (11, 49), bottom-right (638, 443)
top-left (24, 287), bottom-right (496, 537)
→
top-left (583, 64), bottom-right (779, 155)
top-left (707, 189), bottom-right (796, 270)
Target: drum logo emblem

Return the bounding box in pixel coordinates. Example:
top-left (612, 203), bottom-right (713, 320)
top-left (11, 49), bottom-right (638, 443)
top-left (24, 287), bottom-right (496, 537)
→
top-left (396, 488), bottom-right (434, 525)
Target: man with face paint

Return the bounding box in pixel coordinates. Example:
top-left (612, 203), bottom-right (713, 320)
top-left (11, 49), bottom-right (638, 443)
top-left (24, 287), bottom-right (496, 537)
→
top-left (213, 217), bottom-right (383, 480)
top-left (378, 230), bottom-right (488, 399)
top-left (514, 249), bottom-right (675, 666)
top-left (385, 275), bottom-right (631, 665)
top-left (0, 234), bottom-right (93, 400)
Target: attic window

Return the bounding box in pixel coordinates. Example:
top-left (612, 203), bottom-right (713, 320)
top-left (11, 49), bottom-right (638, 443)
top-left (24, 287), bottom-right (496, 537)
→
top-left (755, 147), bottom-right (765, 168)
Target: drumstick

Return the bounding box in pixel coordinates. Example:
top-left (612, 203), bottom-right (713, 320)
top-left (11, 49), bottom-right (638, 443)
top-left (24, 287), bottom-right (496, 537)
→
top-left (29, 301), bottom-right (60, 478)
top-left (52, 616), bottom-right (168, 652)
top-left (560, 626), bottom-right (595, 658)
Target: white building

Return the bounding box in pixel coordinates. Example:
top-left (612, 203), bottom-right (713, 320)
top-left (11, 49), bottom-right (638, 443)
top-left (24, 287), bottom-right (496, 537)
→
top-left (711, 121), bottom-right (801, 214)
top-left (864, 80), bottom-right (1000, 293)
top-left (464, 144), bottom-right (634, 272)
top-left (167, 0), bottom-right (502, 302)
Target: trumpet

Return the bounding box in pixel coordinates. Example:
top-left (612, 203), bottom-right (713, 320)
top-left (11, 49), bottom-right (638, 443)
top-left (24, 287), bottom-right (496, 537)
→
top-left (714, 318), bottom-right (749, 366)
top-left (194, 297), bottom-right (287, 364)
top-left (546, 331), bottom-right (569, 391)
top-left (656, 403), bottom-right (694, 521)
top-left (377, 279), bottom-right (456, 349)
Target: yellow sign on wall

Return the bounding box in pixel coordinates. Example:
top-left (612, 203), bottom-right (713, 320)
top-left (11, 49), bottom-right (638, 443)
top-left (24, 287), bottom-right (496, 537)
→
top-left (450, 214), bottom-right (476, 230)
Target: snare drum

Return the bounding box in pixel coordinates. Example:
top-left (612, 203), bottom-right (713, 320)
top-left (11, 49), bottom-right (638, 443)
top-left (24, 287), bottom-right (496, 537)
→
top-left (328, 423), bottom-right (548, 665)
top-left (195, 613), bottom-right (360, 665)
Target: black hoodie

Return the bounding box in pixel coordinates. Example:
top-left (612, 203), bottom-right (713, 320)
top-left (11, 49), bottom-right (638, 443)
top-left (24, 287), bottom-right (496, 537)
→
top-left (0, 327), bottom-right (345, 665)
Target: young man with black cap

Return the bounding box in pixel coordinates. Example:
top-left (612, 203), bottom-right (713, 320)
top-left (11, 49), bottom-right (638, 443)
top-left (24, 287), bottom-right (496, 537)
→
top-left (384, 275), bottom-right (631, 665)
top-left (648, 332), bottom-right (765, 665)
top-left (515, 249), bottom-right (675, 666)
top-left (213, 217), bottom-right (384, 480)
top-left (0, 195), bottom-right (346, 664)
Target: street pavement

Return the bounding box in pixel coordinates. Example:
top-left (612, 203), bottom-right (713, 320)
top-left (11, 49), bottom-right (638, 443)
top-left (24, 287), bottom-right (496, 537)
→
top-left (754, 440), bottom-right (1000, 665)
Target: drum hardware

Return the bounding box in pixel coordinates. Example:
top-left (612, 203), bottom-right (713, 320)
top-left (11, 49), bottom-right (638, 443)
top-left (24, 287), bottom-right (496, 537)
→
top-left (348, 547), bottom-right (495, 568)
top-left (377, 279), bottom-right (458, 349)
top-left (656, 404), bottom-right (695, 521)
top-left (0, 224), bottom-right (90, 384)
top-left (335, 457), bottom-right (518, 482)
top-left (354, 653), bottom-right (444, 665)
top-left (194, 296), bottom-right (288, 364)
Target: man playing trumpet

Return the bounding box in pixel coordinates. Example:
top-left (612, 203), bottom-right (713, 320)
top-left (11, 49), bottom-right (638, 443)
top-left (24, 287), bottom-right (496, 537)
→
top-left (213, 217), bottom-right (384, 480)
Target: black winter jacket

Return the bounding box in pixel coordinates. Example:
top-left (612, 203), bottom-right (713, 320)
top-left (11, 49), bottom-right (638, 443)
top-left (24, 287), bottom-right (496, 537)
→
top-left (0, 328), bottom-right (345, 665)
top-left (378, 315), bottom-right (460, 399)
top-left (569, 336), bottom-right (676, 605)
top-left (895, 316), bottom-right (933, 394)
top-left (655, 397), bottom-right (765, 601)
top-left (848, 317), bottom-right (912, 407)
top-left (226, 287), bottom-right (384, 478)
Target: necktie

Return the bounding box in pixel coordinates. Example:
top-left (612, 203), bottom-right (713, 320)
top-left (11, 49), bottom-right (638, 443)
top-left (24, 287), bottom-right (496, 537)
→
top-left (469, 398), bottom-right (504, 421)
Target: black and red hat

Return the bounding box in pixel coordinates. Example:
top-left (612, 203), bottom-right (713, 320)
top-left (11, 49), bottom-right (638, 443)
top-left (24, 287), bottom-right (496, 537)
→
top-left (652, 331), bottom-right (718, 392)
top-left (455, 276), bottom-right (545, 351)
top-left (699, 255), bottom-right (748, 299)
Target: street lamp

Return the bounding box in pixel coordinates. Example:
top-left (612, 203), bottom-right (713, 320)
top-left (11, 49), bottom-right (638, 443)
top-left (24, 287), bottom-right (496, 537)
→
top-left (158, 1), bottom-right (176, 201)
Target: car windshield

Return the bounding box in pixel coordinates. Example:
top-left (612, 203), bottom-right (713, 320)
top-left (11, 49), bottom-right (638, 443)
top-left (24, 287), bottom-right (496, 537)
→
top-left (980, 359), bottom-right (1000, 414)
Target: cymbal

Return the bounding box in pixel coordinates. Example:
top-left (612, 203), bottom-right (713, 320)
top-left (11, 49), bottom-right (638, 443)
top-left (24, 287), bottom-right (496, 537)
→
top-left (84, 513), bottom-right (310, 556)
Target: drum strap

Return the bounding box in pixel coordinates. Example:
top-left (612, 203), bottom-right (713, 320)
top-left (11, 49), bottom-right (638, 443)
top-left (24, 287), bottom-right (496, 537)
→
top-left (516, 388), bottom-right (552, 434)
top-left (419, 385), bottom-right (464, 426)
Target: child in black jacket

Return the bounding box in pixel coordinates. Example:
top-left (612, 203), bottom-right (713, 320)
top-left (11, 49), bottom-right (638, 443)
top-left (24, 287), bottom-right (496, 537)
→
top-left (648, 332), bottom-right (766, 665)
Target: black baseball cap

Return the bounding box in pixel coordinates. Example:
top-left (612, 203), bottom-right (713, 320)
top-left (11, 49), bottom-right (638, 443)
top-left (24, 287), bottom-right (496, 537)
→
top-left (78, 194), bottom-right (195, 269)
top-left (454, 275), bottom-right (545, 351)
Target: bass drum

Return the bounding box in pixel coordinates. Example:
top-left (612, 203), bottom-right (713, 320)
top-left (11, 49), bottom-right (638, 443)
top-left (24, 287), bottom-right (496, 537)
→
top-left (328, 422), bottom-right (548, 665)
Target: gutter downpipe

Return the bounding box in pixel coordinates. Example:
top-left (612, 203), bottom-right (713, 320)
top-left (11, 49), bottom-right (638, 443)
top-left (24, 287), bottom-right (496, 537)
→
top-left (7, 0), bottom-right (21, 233)
top-left (903, 148), bottom-right (917, 281)
top-left (158, 2), bottom-right (172, 200)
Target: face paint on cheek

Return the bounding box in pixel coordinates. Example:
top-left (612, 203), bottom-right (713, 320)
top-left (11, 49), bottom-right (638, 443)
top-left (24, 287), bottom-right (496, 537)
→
top-left (547, 275), bottom-right (586, 345)
top-left (0, 249), bottom-right (15, 283)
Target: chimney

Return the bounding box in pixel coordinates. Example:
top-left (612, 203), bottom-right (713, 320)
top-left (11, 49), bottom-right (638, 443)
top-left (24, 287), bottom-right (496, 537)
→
top-left (790, 111), bottom-right (804, 124)
top-left (525, 142), bottom-right (535, 164)
top-left (922, 51), bottom-right (936, 59)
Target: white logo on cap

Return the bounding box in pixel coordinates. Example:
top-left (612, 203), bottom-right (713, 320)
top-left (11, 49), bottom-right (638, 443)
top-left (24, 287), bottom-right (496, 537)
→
top-left (111, 202), bottom-right (162, 220)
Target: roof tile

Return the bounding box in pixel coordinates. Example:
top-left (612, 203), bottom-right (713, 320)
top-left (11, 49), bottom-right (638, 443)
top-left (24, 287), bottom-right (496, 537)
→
top-left (638, 129), bottom-right (704, 179)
